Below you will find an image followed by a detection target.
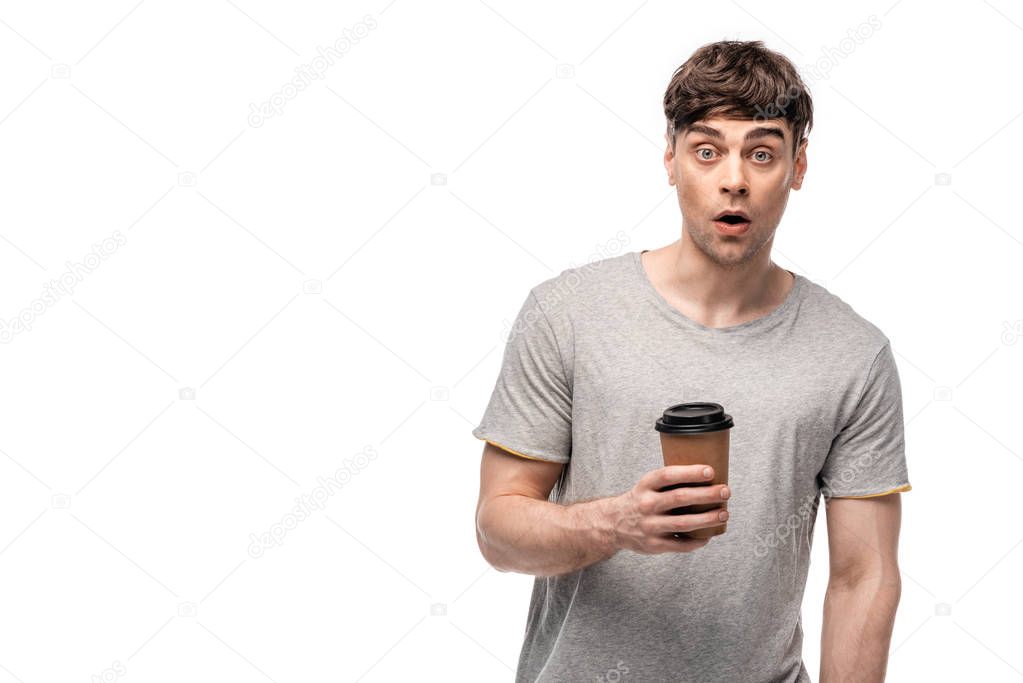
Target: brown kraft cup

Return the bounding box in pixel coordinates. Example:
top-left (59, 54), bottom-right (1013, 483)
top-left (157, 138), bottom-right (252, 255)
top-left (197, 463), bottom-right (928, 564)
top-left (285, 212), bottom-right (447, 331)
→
top-left (655, 402), bottom-right (734, 539)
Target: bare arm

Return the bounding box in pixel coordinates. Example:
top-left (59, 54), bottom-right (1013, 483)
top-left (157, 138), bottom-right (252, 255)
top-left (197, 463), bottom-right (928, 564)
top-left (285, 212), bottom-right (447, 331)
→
top-left (474, 442), bottom-right (730, 577)
top-left (820, 493), bottom-right (903, 683)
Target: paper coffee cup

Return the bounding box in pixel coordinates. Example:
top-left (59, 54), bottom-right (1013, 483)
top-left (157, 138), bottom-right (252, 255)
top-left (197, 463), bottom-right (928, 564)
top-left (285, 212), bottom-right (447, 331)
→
top-left (655, 402), bottom-right (734, 539)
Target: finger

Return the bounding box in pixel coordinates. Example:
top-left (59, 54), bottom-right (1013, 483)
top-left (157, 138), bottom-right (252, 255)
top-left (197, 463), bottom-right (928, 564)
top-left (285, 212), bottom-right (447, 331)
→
top-left (649, 534), bottom-right (711, 553)
top-left (654, 484), bottom-right (730, 514)
top-left (647, 464), bottom-right (714, 491)
top-left (651, 508), bottom-right (729, 535)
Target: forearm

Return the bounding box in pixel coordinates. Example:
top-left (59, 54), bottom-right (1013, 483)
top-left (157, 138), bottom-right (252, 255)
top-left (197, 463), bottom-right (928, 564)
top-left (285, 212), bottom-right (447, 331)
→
top-left (476, 494), bottom-right (621, 576)
top-left (820, 575), bottom-right (901, 682)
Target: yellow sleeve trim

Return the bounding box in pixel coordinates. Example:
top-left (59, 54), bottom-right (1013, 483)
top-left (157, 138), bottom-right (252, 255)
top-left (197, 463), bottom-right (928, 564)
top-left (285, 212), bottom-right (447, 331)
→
top-left (479, 438), bottom-right (559, 463)
top-left (833, 484), bottom-right (912, 499)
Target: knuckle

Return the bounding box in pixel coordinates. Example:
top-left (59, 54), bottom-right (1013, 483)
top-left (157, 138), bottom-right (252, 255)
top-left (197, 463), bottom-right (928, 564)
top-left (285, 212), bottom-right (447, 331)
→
top-left (694, 486), bottom-right (717, 503)
top-left (698, 487), bottom-right (719, 503)
top-left (675, 516), bottom-right (698, 532)
top-left (676, 510), bottom-right (720, 532)
top-left (641, 538), bottom-right (661, 554)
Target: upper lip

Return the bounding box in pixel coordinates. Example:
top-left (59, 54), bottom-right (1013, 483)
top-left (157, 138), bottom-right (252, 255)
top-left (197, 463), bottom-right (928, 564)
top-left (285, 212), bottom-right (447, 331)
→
top-left (714, 210), bottom-right (751, 221)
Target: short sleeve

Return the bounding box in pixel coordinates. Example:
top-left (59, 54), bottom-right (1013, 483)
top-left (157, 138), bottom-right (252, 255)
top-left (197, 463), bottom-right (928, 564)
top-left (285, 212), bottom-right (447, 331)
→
top-left (471, 288), bottom-right (572, 464)
top-left (817, 342), bottom-right (912, 499)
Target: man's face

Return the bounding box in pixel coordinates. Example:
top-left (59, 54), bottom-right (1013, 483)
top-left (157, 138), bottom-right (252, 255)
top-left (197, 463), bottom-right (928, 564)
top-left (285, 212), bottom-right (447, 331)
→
top-left (664, 116), bottom-right (807, 268)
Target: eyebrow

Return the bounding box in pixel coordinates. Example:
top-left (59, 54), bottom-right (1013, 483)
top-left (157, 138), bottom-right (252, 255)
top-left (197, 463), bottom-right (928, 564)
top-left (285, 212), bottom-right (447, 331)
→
top-left (684, 123), bottom-right (786, 145)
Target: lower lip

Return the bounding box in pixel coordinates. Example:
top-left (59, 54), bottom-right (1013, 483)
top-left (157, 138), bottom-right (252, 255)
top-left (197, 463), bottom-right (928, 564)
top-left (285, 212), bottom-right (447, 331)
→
top-left (714, 220), bottom-right (751, 235)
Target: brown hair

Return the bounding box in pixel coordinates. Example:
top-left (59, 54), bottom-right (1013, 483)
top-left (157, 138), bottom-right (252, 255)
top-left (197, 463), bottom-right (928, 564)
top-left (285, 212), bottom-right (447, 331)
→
top-left (663, 40), bottom-right (813, 158)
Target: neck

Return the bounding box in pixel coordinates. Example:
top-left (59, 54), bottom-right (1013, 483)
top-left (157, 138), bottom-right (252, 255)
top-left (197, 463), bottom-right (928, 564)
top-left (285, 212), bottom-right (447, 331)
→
top-left (650, 231), bottom-right (794, 328)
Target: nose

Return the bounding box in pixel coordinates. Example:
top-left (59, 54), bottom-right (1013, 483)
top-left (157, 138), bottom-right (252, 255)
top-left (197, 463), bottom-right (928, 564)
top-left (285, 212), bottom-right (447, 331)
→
top-left (720, 156), bottom-right (749, 196)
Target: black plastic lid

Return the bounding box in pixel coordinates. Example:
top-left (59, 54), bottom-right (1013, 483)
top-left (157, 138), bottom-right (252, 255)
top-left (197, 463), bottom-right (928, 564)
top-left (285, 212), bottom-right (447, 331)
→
top-left (655, 402), bottom-right (734, 434)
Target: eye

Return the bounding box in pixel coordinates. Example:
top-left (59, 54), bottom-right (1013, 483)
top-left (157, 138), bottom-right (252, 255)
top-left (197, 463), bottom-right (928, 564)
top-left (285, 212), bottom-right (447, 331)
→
top-left (753, 150), bottom-right (773, 162)
top-left (696, 148), bottom-right (716, 160)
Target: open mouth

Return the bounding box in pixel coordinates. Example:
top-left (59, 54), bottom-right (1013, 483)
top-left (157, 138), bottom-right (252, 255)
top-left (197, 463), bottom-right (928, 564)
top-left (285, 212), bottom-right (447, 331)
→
top-left (712, 211), bottom-right (752, 234)
top-left (717, 215), bottom-right (748, 225)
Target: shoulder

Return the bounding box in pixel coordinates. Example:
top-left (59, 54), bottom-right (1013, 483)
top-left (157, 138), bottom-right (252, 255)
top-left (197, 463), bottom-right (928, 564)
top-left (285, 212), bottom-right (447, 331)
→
top-left (528, 246), bottom-right (636, 321)
top-left (796, 277), bottom-right (891, 355)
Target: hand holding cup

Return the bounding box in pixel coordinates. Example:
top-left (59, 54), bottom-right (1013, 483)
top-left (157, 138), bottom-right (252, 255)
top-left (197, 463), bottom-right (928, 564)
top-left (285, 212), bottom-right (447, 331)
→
top-left (611, 465), bottom-right (731, 554)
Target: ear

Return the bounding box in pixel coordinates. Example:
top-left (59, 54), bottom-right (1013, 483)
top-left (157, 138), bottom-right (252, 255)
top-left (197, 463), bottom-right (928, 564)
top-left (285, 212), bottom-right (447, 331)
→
top-left (791, 138), bottom-right (808, 191)
top-left (664, 132), bottom-right (677, 186)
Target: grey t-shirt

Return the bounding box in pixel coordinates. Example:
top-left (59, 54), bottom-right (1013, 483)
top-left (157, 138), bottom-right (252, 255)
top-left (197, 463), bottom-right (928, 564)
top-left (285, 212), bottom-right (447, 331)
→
top-left (472, 249), bottom-right (911, 683)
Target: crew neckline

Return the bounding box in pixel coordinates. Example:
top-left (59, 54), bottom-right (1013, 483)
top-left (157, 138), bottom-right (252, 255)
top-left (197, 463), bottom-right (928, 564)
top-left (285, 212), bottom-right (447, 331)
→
top-left (630, 249), bottom-right (806, 335)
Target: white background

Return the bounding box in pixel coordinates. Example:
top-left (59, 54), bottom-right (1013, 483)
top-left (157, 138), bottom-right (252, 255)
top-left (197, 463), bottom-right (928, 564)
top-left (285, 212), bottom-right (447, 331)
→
top-left (0, 1), bottom-right (1021, 681)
